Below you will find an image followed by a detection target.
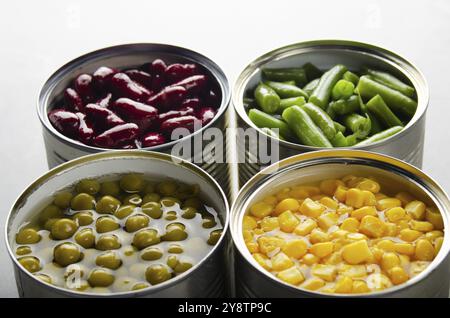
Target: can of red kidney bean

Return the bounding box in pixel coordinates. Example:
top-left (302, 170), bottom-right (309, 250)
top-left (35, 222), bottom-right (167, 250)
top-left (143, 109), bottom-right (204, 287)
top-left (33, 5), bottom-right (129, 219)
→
top-left (37, 43), bottom-right (231, 195)
top-left (230, 150), bottom-right (450, 298)
top-left (232, 40), bottom-right (429, 188)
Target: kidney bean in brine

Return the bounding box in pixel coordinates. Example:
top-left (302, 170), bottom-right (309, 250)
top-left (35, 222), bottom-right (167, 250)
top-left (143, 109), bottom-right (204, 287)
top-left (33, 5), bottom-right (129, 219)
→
top-left (165, 63), bottom-right (198, 83)
top-left (125, 69), bottom-right (153, 88)
top-left (85, 103), bottom-right (125, 129)
top-left (170, 75), bottom-right (207, 94)
top-left (94, 123), bottom-right (139, 148)
top-left (180, 98), bottom-right (201, 110)
top-left (158, 106), bottom-right (195, 124)
top-left (141, 132), bottom-right (166, 148)
top-left (198, 107), bottom-right (216, 125)
top-left (120, 141), bottom-right (139, 149)
top-left (93, 66), bottom-right (117, 90)
top-left (113, 98), bottom-right (158, 131)
top-left (147, 86), bottom-right (187, 110)
top-left (160, 115), bottom-right (201, 134)
top-left (74, 74), bottom-right (96, 102)
top-left (64, 88), bottom-right (84, 112)
top-left (147, 59), bottom-right (167, 91)
top-left (96, 93), bottom-right (113, 108)
top-left (75, 112), bottom-right (95, 144)
top-left (48, 109), bottom-right (80, 136)
top-left (110, 73), bottom-right (152, 102)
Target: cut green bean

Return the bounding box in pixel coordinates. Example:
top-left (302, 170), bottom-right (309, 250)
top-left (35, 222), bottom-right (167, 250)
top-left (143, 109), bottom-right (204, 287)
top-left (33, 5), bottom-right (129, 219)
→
top-left (345, 134), bottom-right (358, 146)
top-left (299, 103), bottom-right (336, 140)
top-left (254, 83), bottom-right (280, 114)
top-left (343, 71), bottom-right (360, 85)
top-left (264, 81), bottom-right (309, 99)
top-left (365, 68), bottom-right (415, 97)
top-left (334, 121), bottom-right (346, 134)
top-left (248, 108), bottom-right (293, 140)
top-left (366, 95), bottom-right (403, 128)
top-left (303, 78), bottom-right (320, 96)
top-left (262, 68), bottom-right (307, 86)
top-left (309, 64), bottom-right (347, 109)
top-left (342, 113), bottom-right (371, 139)
top-left (303, 62), bottom-right (323, 81)
top-left (357, 126), bottom-right (403, 146)
top-left (282, 80), bottom-right (297, 86)
top-left (331, 132), bottom-right (348, 147)
top-left (327, 95), bottom-right (359, 118)
top-left (279, 96), bottom-right (306, 113)
top-left (356, 91), bottom-right (382, 134)
top-left (332, 80), bottom-right (355, 100)
top-left (260, 127), bottom-right (285, 141)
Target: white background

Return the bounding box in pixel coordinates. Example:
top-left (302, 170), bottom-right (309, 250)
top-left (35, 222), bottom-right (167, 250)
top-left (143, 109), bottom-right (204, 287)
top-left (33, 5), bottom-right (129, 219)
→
top-left (0, 0), bottom-right (449, 297)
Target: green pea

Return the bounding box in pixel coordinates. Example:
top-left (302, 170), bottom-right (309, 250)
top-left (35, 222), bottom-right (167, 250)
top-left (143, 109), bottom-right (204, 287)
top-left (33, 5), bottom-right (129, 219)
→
top-left (96, 195), bottom-right (121, 214)
top-left (132, 282), bottom-right (150, 290)
top-left (141, 247), bottom-right (163, 261)
top-left (183, 198), bottom-right (202, 209)
top-left (125, 214), bottom-right (149, 232)
top-left (70, 193), bottom-right (95, 210)
top-left (44, 218), bottom-right (61, 231)
top-left (123, 194), bottom-right (143, 206)
top-left (16, 246), bottom-right (32, 256)
top-left (120, 174), bottom-right (145, 193)
top-left (72, 211), bottom-right (94, 226)
top-left (73, 280), bottom-right (90, 291)
top-left (124, 246), bottom-right (137, 256)
top-left (141, 202), bottom-right (162, 219)
top-left (202, 217), bottom-right (217, 229)
top-left (75, 179), bottom-right (100, 195)
top-left (142, 193), bottom-right (160, 204)
top-left (181, 207), bottom-right (197, 219)
top-left (100, 181), bottom-right (121, 197)
top-left (168, 244), bottom-right (183, 254)
top-left (174, 262), bottom-right (193, 274)
top-left (207, 229), bottom-right (222, 245)
top-left (51, 218), bottom-right (78, 240)
top-left (53, 192), bottom-right (73, 209)
top-left (162, 223), bottom-right (188, 241)
top-left (176, 184), bottom-right (200, 200)
top-left (39, 205), bottom-right (63, 224)
top-left (157, 180), bottom-right (178, 196)
top-left (34, 273), bottom-right (52, 284)
top-left (145, 264), bottom-right (171, 285)
top-left (160, 197), bottom-right (181, 208)
top-left (143, 183), bottom-right (156, 194)
top-left (16, 228), bottom-right (41, 244)
top-left (18, 256), bottom-right (41, 273)
top-left (96, 234), bottom-right (121, 251)
top-left (53, 243), bottom-right (81, 267)
top-left (88, 268), bottom-right (115, 287)
top-left (75, 228), bottom-right (96, 249)
top-left (114, 204), bottom-right (135, 219)
top-left (96, 216), bottom-right (120, 233)
top-left (96, 251), bottom-right (122, 270)
top-left (132, 229), bottom-right (160, 250)
top-left (165, 211), bottom-right (177, 221)
top-left (167, 255), bottom-right (179, 269)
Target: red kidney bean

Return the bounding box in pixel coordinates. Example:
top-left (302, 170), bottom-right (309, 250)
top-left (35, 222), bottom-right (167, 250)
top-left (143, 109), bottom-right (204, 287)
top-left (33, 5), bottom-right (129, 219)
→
top-left (96, 93), bottom-right (113, 108)
top-left (180, 98), bottom-right (201, 110)
top-left (147, 86), bottom-right (187, 109)
top-left (64, 88), bottom-right (84, 112)
top-left (203, 89), bottom-right (221, 107)
top-left (125, 69), bottom-right (153, 88)
top-left (160, 115), bottom-right (201, 134)
top-left (113, 98), bottom-right (158, 130)
top-left (75, 112), bottom-right (95, 144)
top-left (48, 109), bottom-right (80, 136)
top-left (165, 63), bottom-right (198, 83)
top-left (158, 106), bottom-right (195, 124)
top-left (147, 59), bottom-right (167, 91)
top-left (110, 73), bottom-right (152, 102)
top-left (74, 74), bottom-right (96, 102)
top-left (141, 132), bottom-right (166, 148)
top-left (197, 107), bottom-right (216, 125)
top-left (120, 140), bottom-right (139, 149)
top-left (170, 75), bottom-right (207, 94)
top-left (93, 66), bottom-right (117, 89)
top-left (85, 103), bottom-right (125, 128)
top-left (94, 123), bottom-right (139, 148)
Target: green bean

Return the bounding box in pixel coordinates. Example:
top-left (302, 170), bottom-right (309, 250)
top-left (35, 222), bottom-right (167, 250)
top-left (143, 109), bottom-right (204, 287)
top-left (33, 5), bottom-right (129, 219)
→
top-left (343, 71), bottom-right (360, 85)
top-left (282, 80), bottom-right (297, 86)
top-left (342, 113), bottom-right (371, 139)
top-left (299, 103), bottom-right (336, 140)
top-left (330, 132), bottom-right (348, 147)
top-left (364, 68), bottom-right (415, 97)
top-left (303, 62), bottom-right (323, 81)
top-left (309, 64), bottom-right (347, 109)
top-left (366, 95), bottom-right (403, 128)
top-left (264, 81), bottom-right (309, 99)
top-left (303, 78), bottom-right (320, 96)
top-left (332, 79), bottom-right (355, 100)
top-left (357, 126), bottom-right (403, 146)
top-left (248, 108), bottom-right (294, 140)
top-left (279, 96), bottom-right (306, 113)
top-left (356, 91), bottom-right (382, 134)
top-left (254, 83), bottom-right (280, 114)
top-left (356, 75), bottom-right (417, 118)
top-left (327, 95), bottom-right (359, 118)
top-left (282, 106), bottom-right (332, 148)
top-left (262, 67), bottom-right (307, 86)
top-left (243, 97), bottom-right (255, 111)
top-left (334, 121), bottom-right (346, 134)
top-left (345, 134), bottom-right (358, 146)
top-left (260, 127), bottom-right (285, 140)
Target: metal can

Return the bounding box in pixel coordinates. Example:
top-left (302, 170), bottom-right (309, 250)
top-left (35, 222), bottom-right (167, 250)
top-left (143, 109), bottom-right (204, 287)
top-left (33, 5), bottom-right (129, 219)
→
top-left (233, 40), bottom-right (429, 187)
top-left (37, 43), bottom-right (231, 195)
top-left (5, 151), bottom-right (229, 298)
top-left (230, 150), bottom-right (450, 298)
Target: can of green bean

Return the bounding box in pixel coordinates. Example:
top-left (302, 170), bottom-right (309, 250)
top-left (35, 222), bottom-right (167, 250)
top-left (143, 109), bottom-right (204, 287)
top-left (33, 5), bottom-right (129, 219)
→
top-left (5, 151), bottom-right (229, 297)
top-left (232, 40), bottom-right (429, 188)
top-left (230, 150), bottom-right (450, 298)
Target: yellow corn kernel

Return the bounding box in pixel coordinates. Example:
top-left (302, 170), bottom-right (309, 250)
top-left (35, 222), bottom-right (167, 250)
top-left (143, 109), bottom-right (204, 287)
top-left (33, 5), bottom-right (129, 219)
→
top-left (375, 193), bottom-right (388, 200)
top-left (257, 236), bottom-right (286, 255)
top-left (260, 217), bottom-right (279, 232)
top-left (396, 219), bottom-right (410, 231)
top-left (334, 186), bottom-right (348, 203)
top-left (319, 197), bottom-right (338, 210)
top-left (294, 219), bottom-right (317, 236)
top-left (275, 187), bottom-right (291, 201)
top-left (252, 253), bottom-right (271, 270)
top-left (301, 253), bottom-right (319, 266)
top-left (342, 240), bottom-right (371, 265)
top-left (399, 229), bottom-right (422, 242)
top-left (331, 229), bottom-right (349, 240)
top-left (366, 273), bottom-right (392, 291)
top-left (356, 178), bottom-right (380, 193)
top-left (377, 198), bottom-right (402, 211)
top-left (282, 239), bottom-right (308, 259)
top-left (243, 215), bottom-right (258, 230)
top-left (346, 232), bottom-right (368, 242)
top-left (377, 239), bottom-right (396, 252)
top-left (337, 205), bottom-right (353, 215)
top-left (334, 276), bottom-right (353, 294)
top-left (263, 195), bottom-right (278, 206)
top-left (425, 230), bottom-right (444, 241)
top-left (351, 206), bottom-right (377, 220)
top-left (410, 220), bottom-right (434, 232)
top-left (276, 266), bottom-right (305, 285)
top-left (309, 229), bottom-right (330, 244)
top-left (414, 239), bottom-right (435, 261)
top-left (371, 247), bottom-right (384, 263)
top-left (242, 229), bottom-right (253, 242)
top-left (310, 242), bottom-right (334, 258)
top-left (299, 198), bottom-right (326, 218)
top-left (338, 265), bottom-right (367, 278)
top-left (342, 174), bottom-right (358, 185)
top-left (359, 215), bottom-right (386, 238)
top-left (323, 252), bottom-right (342, 265)
top-left (246, 241), bottom-right (259, 253)
top-left (271, 252), bottom-right (294, 271)
top-left (384, 222), bottom-right (398, 236)
top-left (425, 207), bottom-right (444, 230)
top-left (381, 252), bottom-right (400, 271)
top-left (409, 261), bottom-right (429, 277)
top-left (311, 264), bottom-right (337, 282)
top-left (345, 188), bottom-right (366, 208)
top-left (340, 217), bottom-right (360, 232)
top-left (250, 201), bottom-right (273, 218)
top-left (317, 212), bottom-right (339, 230)
top-left (312, 194), bottom-right (327, 201)
top-left (395, 192), bottom-right (415, 206)
top-left (385, 207), bottom-right (406, 223)
top-left (288, 188), bottom-right (309, 200)
top-left (435, 237), bottom-right (444, 255)
top-left (362, 190), bottom-right (377, 206)
top-left (352, 280), bottom-right (370, 293)
top-left (320, 179), bottom-right (345, 196)
top-left (254, 228), bottom-right (264, 235)
top-left (388, 266), bottom-right (409, 285)
top-left (274, 198), bottom-right (300, 216)
top-left (395, 243), bottom-right (415, 256)
top-left (405, 200), bottom-right (426, 220)
top-left (301, 277), bottom-right (325, 291)
top-left (399, 254), bottom-right (410, 267)
top-left (278, 210), bottom-right (300, 233)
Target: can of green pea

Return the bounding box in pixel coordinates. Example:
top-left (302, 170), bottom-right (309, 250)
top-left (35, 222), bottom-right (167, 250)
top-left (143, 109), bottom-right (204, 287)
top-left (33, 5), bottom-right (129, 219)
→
top-left (5, 151), bottom-right (230, 297)
top-left (230, 150), bottom-right (450, 297)
top-left (232, 40), bottom-right (429, 188)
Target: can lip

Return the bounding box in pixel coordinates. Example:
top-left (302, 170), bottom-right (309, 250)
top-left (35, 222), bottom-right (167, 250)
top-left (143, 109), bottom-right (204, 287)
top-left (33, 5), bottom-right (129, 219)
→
top-left (230, 149), bottom-right (450, 297)
top-left (37, 42), bottom-right (231, 153)
top-left (233, 39), bottom-right (429, 150)
top-left (5, 150), bottom-right (230, 297)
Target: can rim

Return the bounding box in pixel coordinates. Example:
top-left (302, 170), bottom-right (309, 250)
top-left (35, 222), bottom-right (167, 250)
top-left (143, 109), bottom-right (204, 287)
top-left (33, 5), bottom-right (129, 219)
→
top-left (5, 150), bottom-right (230, 297)
top-left (37, 42), bottom-right (231, 153)
top-left (233, 39), bottom-right (429, 150)
top-left (230, 149), bottom-right (450, 297)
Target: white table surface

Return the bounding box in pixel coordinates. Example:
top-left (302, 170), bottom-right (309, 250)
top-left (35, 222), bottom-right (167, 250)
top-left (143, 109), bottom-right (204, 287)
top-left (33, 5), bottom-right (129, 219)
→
top-left (1, 0), bottom-right (449, 297)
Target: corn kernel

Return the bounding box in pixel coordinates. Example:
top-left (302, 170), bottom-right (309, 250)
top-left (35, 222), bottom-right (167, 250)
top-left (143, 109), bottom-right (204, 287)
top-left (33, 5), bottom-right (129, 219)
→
top-left (323, 252), bottom-right (342, 265)
top-left (302, 253), bottom-right (319, 265)
top-left (338, 265), bottom-right (367, 278)
top-left (257, 236), bottom-right (286, 255)
top-left (254, 228), bottom-right (264, 235)
top-left (311, 264), bottom-right (337, 282)
top-left (312, 194), bottom-right (326, 201)
top-left (276, 266), bottom-right (305, 285)
top-left (381, 252), bottom-right (400, 271)
top-left (310, 242), bottom-right (334, 258)
top-left (250, 202), bottom-right (273, 218)
top-left (396, 219), bottom-right (410, 231)
top-left (309, 229), bottom-right (330, 244)
top-left (319, 197), bottom-right (338, 210)
top-left (377, 239), bottom-right (396, 252)
top-left (275, 187), bottom-right (291, 201)
top-left (346, 232), bottom-right (368, 241)
top-left (409, 261), bottom-right (429, 277)
top-left (435, 237), bottom-right (444, 255)
top-left (334, 186), bottom-right (348, 203)
top-left (278, 210), bottom-right (300, 233)
top-left (320, 179), bottom-right (345, 196)
top-left (260, 217), bottom-right (279, 232)
top-left (399, 229), bottom-right (422, 242)
top-left (425, 207), bottom-right (444, 230)
top-left (375, 193), bottom-right (388, 200)
top-left (384, 222), bottom-right (398, 236)
top-left (352, 280), bottom-right (370, 293)
top-left (395, 192), bottom-right (415, 206)
top-left (331, 229), bottom-right (349, 240)
top-left (395, 243), bottom-right (415, 255)
top-left (317, 212), bottom-right (339, 230)
top-left (246, 241), bottom-right (259, 253)
top-left (377, 198), bottom-right (402, 211)
top-left (371, 247), bottom-right (384, 263)
top-left (340, 217), bottom-right (360, 232)
top-left (274, 198), bottom-right (300, 216)
top-left (356, 178), bottom-right (380, 193)
top-left (410, 220), bottom-right (434, 232)
top-left (342, 174), bottom-right (358, 185)
top-left (294, 219), bottom-right (317, 236)
top-left (346, 188), bottom-right (365, 208)
top-left (359, 215), bottom-right (386, 238)
top-left (388, 266), bottom-right (409, 285)
top-left (243, 215), bottom-right (258, 230)
top-left (334, 276), bottom-right (353, 293)
top-left (351, 206), bottom-right (377, 220)
top-left (271, 252), bottom-right (294, 271)
top-left (425, 230), bottom-right (444, 241)
top-left (301, 277), bottom-right (325, 291)
top-left (414, 239), bottom-right (435, 261)
top-left (263, 195), bottom-right (278, 206)
top-left (405, 200), bottom-right (426, 220)
top-left (299, 198), bottom-right (325, 218)
top-left (337, 205), bottom-right (353, 215)
top-left (362, 190), bottom-right (377, 206)
top-left (342, 240), bottom-right (371, 265)
top-left (399, 254), bottom-right (410, 267)
top-left (282, 239), bottom-right (307, 259)
top-left (288, 187), bottom-right (309, 200)
top-left (366, 273), bottom-right (392, 290)
top-left (385, 207), bottom-right (406, 223)
top-left (253, 253), bottom-right (271, 270)
top-left (242, 229), bottom-right (253, 242)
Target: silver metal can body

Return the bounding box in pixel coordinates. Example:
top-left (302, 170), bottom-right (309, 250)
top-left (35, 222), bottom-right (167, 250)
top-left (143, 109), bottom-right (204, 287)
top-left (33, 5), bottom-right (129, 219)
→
top-left (5, 151), bottom-right (229, 298)
top-left (230, 150), bottom-right (450, 298)
top-left (38, 43), bottom-right (231, 195)
top-left (233, 40), bottom-right (429, 188)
